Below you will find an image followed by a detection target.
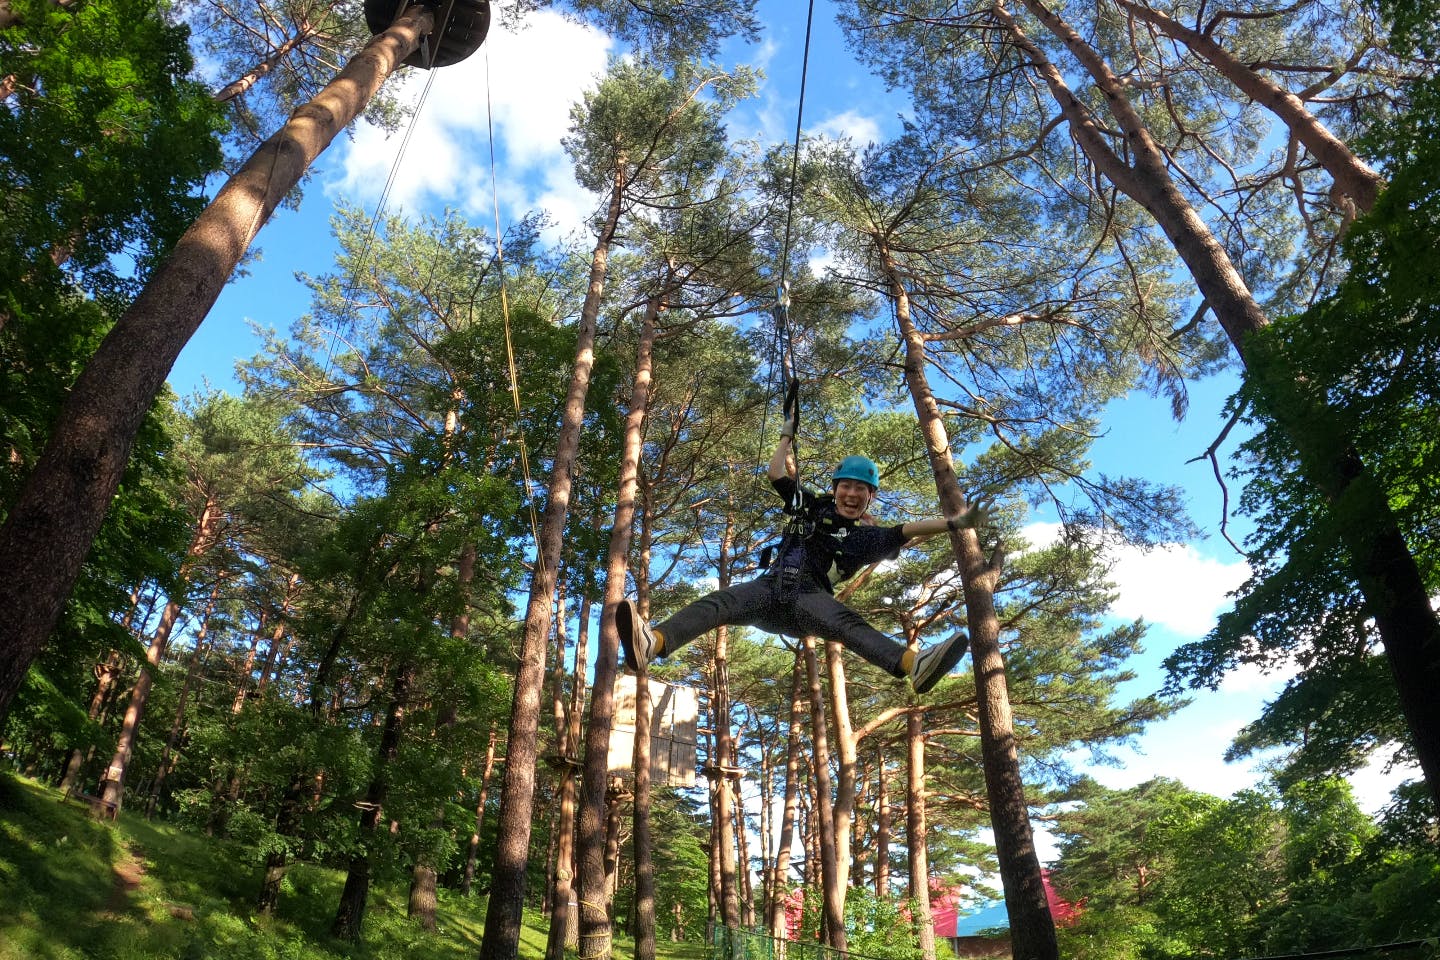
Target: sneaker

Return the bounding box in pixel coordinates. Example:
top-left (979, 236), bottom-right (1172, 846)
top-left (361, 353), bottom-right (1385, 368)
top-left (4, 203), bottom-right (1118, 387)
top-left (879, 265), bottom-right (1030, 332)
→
top-left (616, 598), bottom-right (659, 671)
top-left (910, 631), bottom-right (970, 694)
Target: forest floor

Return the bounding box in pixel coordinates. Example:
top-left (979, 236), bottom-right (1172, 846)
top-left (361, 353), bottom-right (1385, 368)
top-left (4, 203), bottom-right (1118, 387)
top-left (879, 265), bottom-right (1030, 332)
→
top-left (0, 774), bottom-right (707, 960)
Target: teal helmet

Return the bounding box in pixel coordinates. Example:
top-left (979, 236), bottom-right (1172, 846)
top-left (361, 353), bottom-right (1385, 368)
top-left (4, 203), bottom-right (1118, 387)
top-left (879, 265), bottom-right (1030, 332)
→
top-left (833, 455), bottom-right (880, 491)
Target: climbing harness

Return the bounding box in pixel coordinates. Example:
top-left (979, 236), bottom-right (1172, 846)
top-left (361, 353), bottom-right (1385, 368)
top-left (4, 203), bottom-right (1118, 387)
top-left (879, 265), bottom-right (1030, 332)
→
top-left (758, 489), bottom-right (849, 602)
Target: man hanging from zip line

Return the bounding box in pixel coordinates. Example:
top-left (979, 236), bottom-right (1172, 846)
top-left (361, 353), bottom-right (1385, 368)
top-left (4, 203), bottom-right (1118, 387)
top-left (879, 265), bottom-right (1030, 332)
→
top-left (616, 413), bottom-right (993, 695)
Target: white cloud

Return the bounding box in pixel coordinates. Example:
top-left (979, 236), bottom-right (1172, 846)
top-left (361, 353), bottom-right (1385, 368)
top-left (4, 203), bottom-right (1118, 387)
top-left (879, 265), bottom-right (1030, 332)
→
top-left (1019, 521), bottom-right (1064, 551)
top-left (1020, 522), bottom-right (1248, 638)
top-left (1349, 755), bottom-right (1420, 815)
top-left (1106, 542), bottom-right (1249, 636)
top-left (813, 109), bottom-right (883, 148)
top-left (730, 89), bottom-right (791, 147)
top-left (1217, 658), bottom-right (1297, 694)
top-left (329, 9), bottom-right (611, 237)
top-left (751, 35), bottom-right (780, 78)
top-left (808, 248), bottom-right (837, 277)
top-left (461, 11), bottom-right (611, 168)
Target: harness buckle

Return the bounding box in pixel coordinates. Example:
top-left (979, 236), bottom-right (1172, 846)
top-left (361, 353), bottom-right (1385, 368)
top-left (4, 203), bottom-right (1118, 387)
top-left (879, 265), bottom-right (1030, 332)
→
top-left (775, 544), bottom-right (805, 600)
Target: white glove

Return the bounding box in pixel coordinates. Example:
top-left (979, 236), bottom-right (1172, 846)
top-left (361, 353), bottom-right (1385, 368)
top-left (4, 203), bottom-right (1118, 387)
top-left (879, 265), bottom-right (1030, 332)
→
top-left (946, 497), bottom-right (994, 532)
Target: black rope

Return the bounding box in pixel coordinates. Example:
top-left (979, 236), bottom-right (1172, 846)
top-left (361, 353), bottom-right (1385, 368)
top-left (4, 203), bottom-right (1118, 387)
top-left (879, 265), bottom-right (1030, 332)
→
top-left (778, 0), bottom-right (817, 287)
top-left (772, 0), bottom-right (817, 518)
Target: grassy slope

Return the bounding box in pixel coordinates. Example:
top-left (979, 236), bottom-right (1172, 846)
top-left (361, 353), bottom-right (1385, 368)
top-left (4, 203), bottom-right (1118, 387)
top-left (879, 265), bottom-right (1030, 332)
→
top-left (0, 775), bottom-right (704, 960)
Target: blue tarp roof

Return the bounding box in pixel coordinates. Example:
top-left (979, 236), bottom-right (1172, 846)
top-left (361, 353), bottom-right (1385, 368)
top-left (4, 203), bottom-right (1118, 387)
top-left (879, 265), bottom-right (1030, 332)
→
top-left (951, 901), bottom-right (1009, 936)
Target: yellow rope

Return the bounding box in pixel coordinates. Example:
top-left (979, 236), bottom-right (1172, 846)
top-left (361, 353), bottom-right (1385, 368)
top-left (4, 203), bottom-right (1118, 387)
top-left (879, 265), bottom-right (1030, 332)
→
top-left (484, 49), bottom-right (544, 569)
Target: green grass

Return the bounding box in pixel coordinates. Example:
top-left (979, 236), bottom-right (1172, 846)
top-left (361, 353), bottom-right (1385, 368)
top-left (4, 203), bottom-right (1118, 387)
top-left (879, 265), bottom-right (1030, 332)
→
top-left (0, 774), bottom-right (701, 960)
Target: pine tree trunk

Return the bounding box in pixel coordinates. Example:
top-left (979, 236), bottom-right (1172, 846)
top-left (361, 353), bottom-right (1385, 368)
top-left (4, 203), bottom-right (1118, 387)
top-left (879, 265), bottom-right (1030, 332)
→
top-left (603, 779), bottom-right (624, 916)
top-left (212, 26), bottom-right (314, 103)
top-left (146, 576), bottom-right (223, 817)
top-left (707, 779), bottom-right (720, 941)
top-left (254, 576), bottom-right (298, 699)
top-left (101, 609), bottom-right (174, 810)
top-left (759, 725), bottom-right (775, 924)
top-left (0, 5), bottom-right (436, 724)
top-left (460, 727), bottom-right (498, 897)
top-left (768, 656), bottom-right (804, 942)
top-left (732, 761), bottom-right (754, 928)
top-left (629, 307), bottom-right (661, 960)
top-left (705, 511), bottom-right (742, 936)
top-left (850, 754), bottom-right (868, 889)
top-left (451, 541), bottom-right (477, 636)
top-left (540, 585), bottom-right (570, 927)
top-left (1001, 0), bottom-right (1440, 809)
top-left (825, 642), bottom-right (856, 902)
top-left (545, 592), bottom-right (589, 957)
top-left (575, 293), bottom-right (655, 960)
top-left (875, 744), bottom-right (890, 896)
top-left (906, 706), bottom-right (937, 960)
top-left (332, 661), bottom-right (412, 941)
top-left (100, 501), bottom-right (219, 813)
top-left (802, 637), bottom-right (846, 952)
top-left (1108, 0), bottom-right (1382, 214)
top-left (711, 640), bottom-right (741, 932)
top-left (632, 669), bottom-right (657, 960)
top-left (543, 803), bottom-right (560, 918)
top-left (232, 611), bottom-right (267, 714)
top-left (887, 258), bottom-right (1057, 960)
top-left (482, 150), bottom-right (623, 960)
top-left (59, 646), bottom-right (126, 793)
top-left (61, 588), bottom-right (143, 791)
top-left (798, 777), bottom-right (813, 889)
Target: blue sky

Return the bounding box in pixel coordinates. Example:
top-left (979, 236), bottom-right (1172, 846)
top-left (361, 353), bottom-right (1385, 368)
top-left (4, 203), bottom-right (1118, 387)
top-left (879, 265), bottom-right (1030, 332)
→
top-left (168, 0), bottom-right (1410, 841)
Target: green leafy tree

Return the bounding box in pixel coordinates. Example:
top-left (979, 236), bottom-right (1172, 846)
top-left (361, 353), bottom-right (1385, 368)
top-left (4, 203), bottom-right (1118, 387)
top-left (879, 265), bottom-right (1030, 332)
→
top-left (1165, 16), bottom-right (1440, 807)
top-left (0, 0), bottom-right (224, 740)
top-left (1053, 776), bottom-right (1434, 958)
top-left (0, 2), bottom-right (436, 723)
top-left (847, 0), bottom-right (1440, 815)
top-left (234, 206), bottom-right (574, 935)
top-left (530, 0), bottom-right (759, 61)
top-left (494, 57), bottom-right (760, 960)
top-left (186, 0), bottom-right (407, 161)
top-left (95, 392), bottom-right (312, 814)
top-left (0, 0), bottom-right (225, 300)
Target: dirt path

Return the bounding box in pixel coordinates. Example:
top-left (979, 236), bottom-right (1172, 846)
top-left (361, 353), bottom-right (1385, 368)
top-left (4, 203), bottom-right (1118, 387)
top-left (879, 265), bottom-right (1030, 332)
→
top-left (102, 844), bottom-right (147, 917)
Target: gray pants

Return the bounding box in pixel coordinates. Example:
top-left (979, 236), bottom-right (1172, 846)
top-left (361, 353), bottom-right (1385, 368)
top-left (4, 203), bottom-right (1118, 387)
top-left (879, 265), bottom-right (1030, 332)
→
top-left (654, 577), bottom-right (908, 678)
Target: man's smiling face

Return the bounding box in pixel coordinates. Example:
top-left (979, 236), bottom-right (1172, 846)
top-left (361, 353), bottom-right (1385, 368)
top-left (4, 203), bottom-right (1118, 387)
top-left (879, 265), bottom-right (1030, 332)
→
top-left (832, 478), bottom-right (874, 520)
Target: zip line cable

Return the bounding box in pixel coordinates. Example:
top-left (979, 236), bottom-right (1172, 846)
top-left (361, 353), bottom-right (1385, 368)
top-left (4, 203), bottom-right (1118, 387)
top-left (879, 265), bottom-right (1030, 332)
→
top-left (768, 0), bottom-right (817, 517)
top-left (777, 0), bottom-right (817, 292)
top-left (484, 49), bottom-right (546, 572)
